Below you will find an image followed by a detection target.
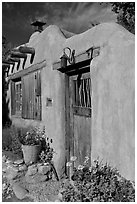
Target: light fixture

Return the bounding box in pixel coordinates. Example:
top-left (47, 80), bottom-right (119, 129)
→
top-left (60, 47), bottom-right (75, 68)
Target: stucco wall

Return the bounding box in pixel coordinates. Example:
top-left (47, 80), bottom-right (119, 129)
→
top-left (7, 23), bottom-right (135, 180)
top-left (90, 27), bottom-right (135, 181)
top-left (7, 25), bottom-right (67, 177)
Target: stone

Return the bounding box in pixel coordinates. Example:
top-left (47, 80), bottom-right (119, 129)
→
top-left (2, 167), bottom-right (7, 173)
top-left (12, 183), bottom-right (29, 200)
top-left (6, 160), bottom-right (12, 165)
top-left (44, 162), bottom-right (49, 165)
top-left (27, 165), bottom-right (38, 176)
top-left (6, 170), bottom-right (18, 180)
top-left (25, 174), bottom-right (48, 184)
top-left (7, 165), bottom-right (19, 172)
top-left (28, 164), bottom-right (37, 169)
top-left (14, 159), bottom-right (24, 165)
top-left (2, 163), bottom-right (7, 172)
top-left (58, 192), bottom-right (63, 201)
top-left (2, 155), bottom-right (7, 162)
top-left (2, 173), bottom-right (7, 178)
top-left (38, 165), bottom-right (51, 175)
top-left (5, 164), bottom-right (19, 180)
top-left (37, 163), bottom-right (43, 168)
top-left (26, 168), bottom-right (37, 176)
top-left (19, 164), bottom-right (27, 172)
top-left (52, 173), bottom-right (57, 181)
top-left (13, 164), bottom-right (18, 167)
top-left (48, 171), bottom-right (53, 179)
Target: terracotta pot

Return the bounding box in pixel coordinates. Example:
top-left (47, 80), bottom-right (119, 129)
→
top-left (22, 144), bottom-right (41, 164)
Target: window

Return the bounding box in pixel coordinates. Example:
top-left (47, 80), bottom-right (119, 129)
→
top-left (15, 81), bottom-right (22, 115)
top-left (71, 72), bottom-right (91, 117)
top-left (73, 75), bottom-right (91, 108)
top-left (11, 78), bottom-right (22, 116)
top-left (11, 70), bottom-right (41, 120)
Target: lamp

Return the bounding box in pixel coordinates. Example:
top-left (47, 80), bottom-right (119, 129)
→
top-left (60, 47), bottom-right (75, 68)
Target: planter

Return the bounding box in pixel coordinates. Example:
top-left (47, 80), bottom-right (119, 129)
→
top-left (22, 144), bottom-right (41, 164)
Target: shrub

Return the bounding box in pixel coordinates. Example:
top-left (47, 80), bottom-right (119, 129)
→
top-left (2, 125), bottom-right (33, 154)
top-left (2, 127), bottom-right (12, 151)
top-left (2, 125), bottom-right (55, 165)
top-left (61, 159), bottom-right (135, 202)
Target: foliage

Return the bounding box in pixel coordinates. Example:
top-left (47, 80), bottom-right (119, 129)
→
top-left (20, 126), bottom-right (45, 146)
top-left (2, 125), bottom-right (22, 153)
top-left (2, 179), bottom-right (13, 200)
top-left (111, 2), bottom-right (135, 34)
top-left (39, 148), bottom-right (54, 163)
top-left (2, 127), bottom-right (12, 151)
top-left (39, 128), bottom-right (54, 163)
top-left (20, 126), bottom-right (55, 162)
top-left (61, 158), bottom-right (135, 202)
top-left (2, 125), bottom-right (55, 163)
top-left (2, 36), bottom-right (12, 127)
top-left (2, 125), bottom-right (29, 154)
top-left (2, 36), bottom-right (11, 61)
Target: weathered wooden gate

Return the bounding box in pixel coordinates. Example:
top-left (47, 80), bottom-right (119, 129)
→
top-left (66, 72), bottom-right (91, 169)
top-left (53, 47), bottom-right (100, 175)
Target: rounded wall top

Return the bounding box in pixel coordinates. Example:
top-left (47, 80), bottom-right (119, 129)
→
top-left (29, 31), bottom-right (40, 44)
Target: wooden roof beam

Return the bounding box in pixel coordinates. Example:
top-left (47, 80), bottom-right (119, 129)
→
top-left (10, 51), bottom-right (27, 69)
top-left (19, 46), bottom-right (35, 64)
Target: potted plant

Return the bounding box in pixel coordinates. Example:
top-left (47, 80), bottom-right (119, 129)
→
top-left (21, 127), bottom-right (45, 165)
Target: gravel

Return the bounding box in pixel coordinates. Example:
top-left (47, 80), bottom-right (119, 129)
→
top-left (26, 180), bottom-right (62, 202)
top-left (2, 150), bottom-right (62, 202)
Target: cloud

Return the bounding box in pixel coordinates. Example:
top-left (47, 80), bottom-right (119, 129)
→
top-left (2, 2), bottom-right (117, 45)
top-left (38, 2), bottom-right (117, 34)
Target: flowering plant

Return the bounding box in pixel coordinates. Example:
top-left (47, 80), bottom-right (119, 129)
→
top-left (61, 158), bottom-right (135, 202)
top-left (39, 136), bottom-right (54, 163)
top-left (21, 126), bottom-right (47, 146)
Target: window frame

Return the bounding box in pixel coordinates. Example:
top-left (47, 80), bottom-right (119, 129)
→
top-left (15, 80), bottom-right (22, 116)
top-left (11, 70), bottom-right (42, 120)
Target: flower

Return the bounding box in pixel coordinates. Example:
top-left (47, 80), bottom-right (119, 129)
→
top-left (85, 156), bottom-right (89, 161)
top-left (84, 156), bottom-right (90, 165)
top-left (21, 126), bottom-right (48, 146)
top-left (77, 165), bottom-right (84, 170)
top-left (66, 162), bottom-right (72, 167)
top-left (70, 156), bottom-right (77, 162)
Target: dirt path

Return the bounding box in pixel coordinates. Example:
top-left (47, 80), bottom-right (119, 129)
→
top-left (2, 150), bottom-right (62, 202)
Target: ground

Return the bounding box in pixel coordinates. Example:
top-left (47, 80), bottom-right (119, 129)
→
top-left (2, 150), bottom-right (62, 202)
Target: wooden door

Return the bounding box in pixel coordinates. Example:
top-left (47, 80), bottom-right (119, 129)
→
top-left (69, 72), bottom-right (91, 167)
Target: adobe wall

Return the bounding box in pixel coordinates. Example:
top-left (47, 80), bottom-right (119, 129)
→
top-left (64, 22), bottom-right (135, 180)
top-left (7, 25), bottom-right (67, 177)
top-left (90, 26), bottom-right (135, 181)
top-left (7, 23), bottom-right (135, 180)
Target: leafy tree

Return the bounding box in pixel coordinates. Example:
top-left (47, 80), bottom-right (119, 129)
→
top-left (2, 36), bottom-right (12, 60)
top-left (2, 36), bottom-right (12, 127)
top-left (111, 2), bottom-right (135, 34)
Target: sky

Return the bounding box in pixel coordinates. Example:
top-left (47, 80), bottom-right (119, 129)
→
top-left (2, 2), bottom-right (117, 47)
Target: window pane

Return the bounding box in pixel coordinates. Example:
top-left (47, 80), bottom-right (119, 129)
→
top-left (22, 70), bottom-right (41, 120)
top-left (73, 77), bottom-right (91, 108)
